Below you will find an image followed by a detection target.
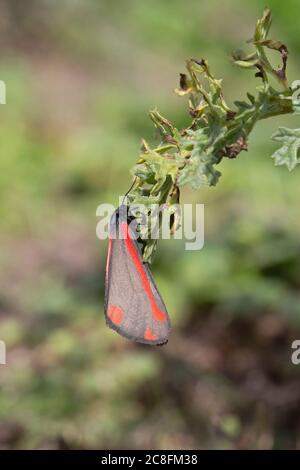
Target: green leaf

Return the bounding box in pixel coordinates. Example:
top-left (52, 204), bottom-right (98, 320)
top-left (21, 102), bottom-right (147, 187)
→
top-left (255, 39), bottom-right (286, 51)
top-left (233, 59), bottom-right (258, 69)
top-left (177, 126), bottom-right (224, 189)
top-left (149, 109), bottom-right (179, 140)
top-left (271, 127), bottom-right (300, 171)
top-left (133, 147), bottom-right (178, 186)
top-left (232, 50), bottom-right (258, 69)
top-left (142, 238), bottom-right (158, 263)
top-left (254, 8), bottom-right (272, 42)
top-left (291, 82), bottom-right (300, 114)
top-left (247, 92), bottom-right (256, 105)
top-left (128, 193), bottom-right (161, 207)
top-left (292, 103), bottom-right (300, 115)
top-left (177, 152), bottom-right (221, 189)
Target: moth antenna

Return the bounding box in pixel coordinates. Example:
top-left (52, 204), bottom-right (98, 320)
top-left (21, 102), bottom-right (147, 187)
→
top-left (122, 177), bottom-right (137, 205)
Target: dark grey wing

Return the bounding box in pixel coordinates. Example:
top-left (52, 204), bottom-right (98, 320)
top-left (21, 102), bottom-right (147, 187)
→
top-left (104, 209), bottom-right (171, 345)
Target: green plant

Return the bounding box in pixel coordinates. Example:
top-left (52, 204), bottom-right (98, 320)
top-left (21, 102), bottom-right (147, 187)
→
top-left (127, 8), bottom-right (300, 262)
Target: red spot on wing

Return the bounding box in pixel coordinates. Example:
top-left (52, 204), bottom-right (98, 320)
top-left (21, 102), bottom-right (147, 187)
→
top-left (121, 222), bottom-right (166, 322)
top-left (108, 304), bottom-right (124, 325)
top-left (144, 327), bottom-right (158, 341)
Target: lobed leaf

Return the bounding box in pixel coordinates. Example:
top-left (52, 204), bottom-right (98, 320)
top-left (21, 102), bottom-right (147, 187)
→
top-left (271, 127), bottom-right (300, 171)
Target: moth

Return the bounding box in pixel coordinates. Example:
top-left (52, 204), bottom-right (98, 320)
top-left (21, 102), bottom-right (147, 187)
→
top-left (104, 205), bottom-right (171, 345)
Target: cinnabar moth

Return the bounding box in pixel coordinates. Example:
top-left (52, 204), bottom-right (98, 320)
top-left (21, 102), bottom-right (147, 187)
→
top-left (104, 205), bottom-right (171, 345)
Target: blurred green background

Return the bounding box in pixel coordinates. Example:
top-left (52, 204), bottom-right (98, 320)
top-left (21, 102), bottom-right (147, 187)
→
top-left (1, 0), bottom-right (300, 450)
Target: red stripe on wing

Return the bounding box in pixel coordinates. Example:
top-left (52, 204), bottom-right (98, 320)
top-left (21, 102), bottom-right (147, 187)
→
top-left (121, 222), bottom-right (167, 322)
